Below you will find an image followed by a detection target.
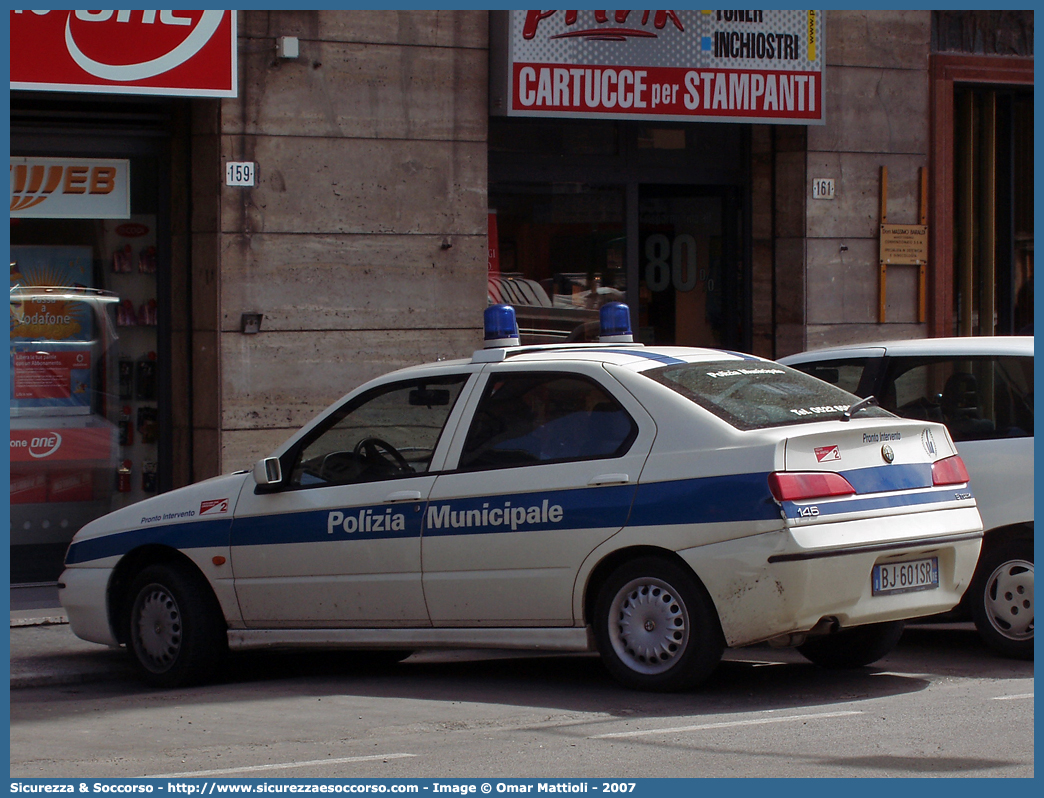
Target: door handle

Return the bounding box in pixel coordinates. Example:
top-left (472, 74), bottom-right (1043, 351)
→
top-left (588, 473), bottom-right (630, 486)
top-left (386, 490), bottom-right (423, 503)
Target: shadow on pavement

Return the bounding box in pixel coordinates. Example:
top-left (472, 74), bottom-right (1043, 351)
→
top-left (12, 620), bottom-right (1032, 725)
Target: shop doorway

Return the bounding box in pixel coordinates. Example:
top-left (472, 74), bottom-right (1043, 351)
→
top-left (488, 183), bottom-right (625, 342)
top-left (489, 118), bottom-right (749, 349)
top-left (953, 86), bottom-right (1033, 336)
top-left (928, 53), bottom-right (1033, 339)
top-left (9, 96), bottom-right (186, 583)
top-left (638, 186), bottom-right (743, 348)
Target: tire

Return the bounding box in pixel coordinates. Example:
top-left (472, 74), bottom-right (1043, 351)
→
top-left (969, 538), bottom-right (1033, 660)
top-left (126, 563), bottom-right (228, 688)
top-left (797, 621), bottom-right (905, 669)
top-left (593, 556), bottom-right (724, 692)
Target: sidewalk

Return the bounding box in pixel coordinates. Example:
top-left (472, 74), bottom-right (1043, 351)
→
top-left (10, 582), bottom-right (134, 690)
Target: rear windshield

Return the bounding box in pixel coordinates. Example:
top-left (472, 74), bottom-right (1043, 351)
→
top-left (644, 361), bottom-right (894, 431)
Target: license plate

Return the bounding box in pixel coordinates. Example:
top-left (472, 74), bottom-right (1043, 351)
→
top-left (872, 557), bottom-right (939, 596)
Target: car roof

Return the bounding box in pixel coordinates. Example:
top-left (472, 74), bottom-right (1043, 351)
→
top-left (471, 343), bottom-right (766, 371)
top-left (779, 335), bottom-right (1033, 363)
top-left (377, 344), bottom-right (763, 383)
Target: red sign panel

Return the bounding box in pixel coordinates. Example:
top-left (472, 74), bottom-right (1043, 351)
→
top-left (10, 10), bottom-right (237, 97)
top-left (10, 426), bottom-right (117, 464)
top-left (512, 64), bottom-right (820, 120)
top-left (497, 10), bottom-right (824, 125)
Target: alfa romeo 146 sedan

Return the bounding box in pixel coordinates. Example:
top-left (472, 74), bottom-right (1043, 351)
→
top-left (59, 304), bottom-right (983, 691)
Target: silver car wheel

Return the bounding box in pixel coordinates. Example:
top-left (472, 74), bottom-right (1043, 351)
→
top-left (607, 577), bottom-right (689, 675)
top-left (982, 559), bottom-right (1034, 641)
top-left (132, 584), bottom-right (183, 674)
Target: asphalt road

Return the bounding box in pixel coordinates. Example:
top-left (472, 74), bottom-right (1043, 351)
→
top-left (9, 623), bottom-right (1033, 780)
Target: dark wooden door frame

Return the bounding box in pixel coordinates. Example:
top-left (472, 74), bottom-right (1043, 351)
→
top-left (928, 54), bottom-right (1033, 337)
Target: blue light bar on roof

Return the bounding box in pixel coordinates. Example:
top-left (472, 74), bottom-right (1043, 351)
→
top-left (599, 302), bottom-right (633, 343)
top-left (483, 304), bottom-right (520, 348)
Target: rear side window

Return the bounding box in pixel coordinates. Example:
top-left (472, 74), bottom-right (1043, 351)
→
top-left (881, 356), bottom-right (1033, 441)
top-left (645, 361), bottom-right (893, 431)
top-left (459, 372), bottom-right (637, 470)
top-left (789, 358), bottom-right (875, 396)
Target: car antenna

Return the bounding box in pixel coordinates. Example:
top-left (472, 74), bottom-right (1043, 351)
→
top-left (841, 395), bottom-right (879, 422)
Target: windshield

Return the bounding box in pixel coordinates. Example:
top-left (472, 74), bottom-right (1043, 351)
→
top-left (644, 361), bottom-right (894, 431)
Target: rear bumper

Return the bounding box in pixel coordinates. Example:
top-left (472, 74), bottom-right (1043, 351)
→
top-left (681, 506), bottom-right (983, 647)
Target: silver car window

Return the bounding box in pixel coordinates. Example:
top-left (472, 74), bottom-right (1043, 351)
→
top-left (882, 355), bottom-right (1033, 441)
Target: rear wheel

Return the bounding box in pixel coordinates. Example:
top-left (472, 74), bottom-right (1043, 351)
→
top-left (126, 563), bottom-right (228, 688)
top-left (797, 621), bottom-right (905, 668)
top-left (970, 539), bottom-right (1033, 660)
top-left (593, 557), bottom-right (724, 692)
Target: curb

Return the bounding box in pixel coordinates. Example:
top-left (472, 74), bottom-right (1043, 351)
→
top-left (11, 669), bottom-right (127, 690)
top-left (10, 611), bottom-right (133, 690)
top-left (11, 615), bottom-right (69, 628)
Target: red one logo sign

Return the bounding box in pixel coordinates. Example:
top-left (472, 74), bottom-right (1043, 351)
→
top-left (27, 433), bottom-right (63, 459)
top-left (10, 427), bottom-right (116, 463)
top-left (10, 10), bottom-right (237, 97)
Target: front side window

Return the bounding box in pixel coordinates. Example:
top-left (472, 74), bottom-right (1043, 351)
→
top-left (645, 361), bottom-right (893, 430)
top-left (459, 373), bottom-right (637, 470)
top-left (882, 356), bottom-right (1033, 441)
top-left (288, 375), bottom-right (469, 487)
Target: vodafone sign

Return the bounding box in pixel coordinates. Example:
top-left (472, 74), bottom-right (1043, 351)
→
top-left (10, 10), bottom-right (237, 97)
top-left (10, 427), bottom-right (118, 464)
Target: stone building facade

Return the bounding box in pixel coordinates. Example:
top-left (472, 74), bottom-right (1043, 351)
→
top-left (191, 11), bottom-right (490, 477)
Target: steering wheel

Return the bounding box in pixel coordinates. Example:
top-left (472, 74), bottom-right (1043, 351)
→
top-left (316, 451), bottom-right (363, 483)
top-left (353, 437), bottom-right (411, 474)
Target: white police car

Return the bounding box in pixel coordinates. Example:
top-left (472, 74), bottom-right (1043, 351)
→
top-left (781, 336), bottom-right (1033, 659)
top-left (60, 304), bottom-right (983, 691)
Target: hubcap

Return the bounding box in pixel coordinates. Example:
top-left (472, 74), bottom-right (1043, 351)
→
top-left (983, 559), bottom-right (1034, 641)
top-left (132, 585), bottom-right (183, 673)
top-left (608, 577), bottom-right (689, 675)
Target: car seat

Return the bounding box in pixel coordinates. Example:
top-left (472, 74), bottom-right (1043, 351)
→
top-left (940, 372), bottom-right (994, 441)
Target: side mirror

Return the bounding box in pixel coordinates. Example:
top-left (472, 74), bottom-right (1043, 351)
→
top-left (253, 457), bottom-right (283, 486)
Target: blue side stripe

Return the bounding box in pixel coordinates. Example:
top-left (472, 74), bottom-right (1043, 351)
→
top-left (782, 487), bottom-right (972, 520)
top-left (841, 463), bottom-right (932, 493)
top-left (583, 349), bottom-right (686, 364)
top-left (63, 470), bottom-right (967, 565)
top-left (235, 505), bottom-right (423, 545)
top-left (719, 349), bottom-right (761, 361)
top-left (629, 472), bottom-right (780, 526)
top-left (422, 484), bottom-right (636, 537)
top-left (64, 519), bottom-right (233, 564)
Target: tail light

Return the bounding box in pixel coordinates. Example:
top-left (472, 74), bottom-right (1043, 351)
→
top-left (768, 471), bottom-right (856, 502)
top-left (932, 455), bottom-right (970, 486)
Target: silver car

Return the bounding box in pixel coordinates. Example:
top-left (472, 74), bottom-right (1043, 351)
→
top-left (782, 336), bottom-right (1033, 659)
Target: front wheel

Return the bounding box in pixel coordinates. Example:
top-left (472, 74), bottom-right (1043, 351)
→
top-left (797, 621), bottom-right (905, 669)
top-left (970, 539), bottom-right (1033, 660)
top-left (593, 557), bottom-right (724, 692)
top-left (126, 563), bottom-right (228, 688)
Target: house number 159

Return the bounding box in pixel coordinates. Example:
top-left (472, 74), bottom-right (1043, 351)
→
top-left (226, 162), bottom-right (256, 187)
